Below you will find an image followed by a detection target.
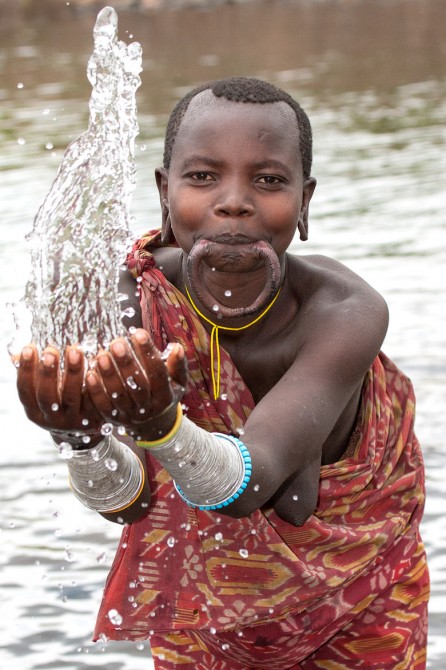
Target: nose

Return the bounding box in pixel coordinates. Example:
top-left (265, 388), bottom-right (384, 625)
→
top-left (213, 181), bottom-right (254, 218)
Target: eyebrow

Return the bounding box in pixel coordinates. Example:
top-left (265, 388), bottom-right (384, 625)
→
top-left (178, 155), bottom-right (223, 171)
top-left (178, 155), bottom-right (294, 176)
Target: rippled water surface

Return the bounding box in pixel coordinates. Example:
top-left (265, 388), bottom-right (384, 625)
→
top-left (1, 1), bottom-right (445, 667)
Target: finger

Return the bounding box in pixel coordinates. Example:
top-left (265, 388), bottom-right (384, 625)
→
top-left (85, 367), bottom-right (120, 420)
top-left (93, 347), bottom-right (140, 418)
top-left (60, 347), bottom-right (85, 413)
top-left (16, 345), bottom-right (44, 423)
top-left (108, 338), bottom-right (151, 418)
top-left (165, 343), bottom-right (188, 392)
top-left (131, 329), bottom-right (174, 414)
top-left (36, 346), bottom-right (62, 418)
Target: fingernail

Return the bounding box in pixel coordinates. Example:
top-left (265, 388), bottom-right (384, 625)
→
top-left (134, 329), bottom-right (149, 343)
top-left (111, 341), bottom-right (126, 357)
top-left (86, 373), bottom-right (97, 386)
top-left (43, 352), bottom-right (56, 367)
top-left (98, 354), bottom-right (111, 370)
top-left (68, 349), bottom-right (80, 365)
top-left (22, 346), bottom-right (33, 361)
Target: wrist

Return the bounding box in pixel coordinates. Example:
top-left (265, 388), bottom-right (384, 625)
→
top-left (51, 428), bottom-right (103, 450)
top-left (133, 402), bottom-right (181, 443)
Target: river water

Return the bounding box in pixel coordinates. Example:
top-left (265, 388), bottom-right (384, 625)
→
top-left (1, 1), bottom-right (445, 668)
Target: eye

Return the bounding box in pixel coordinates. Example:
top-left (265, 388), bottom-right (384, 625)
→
top-left (188, 172), bottom-right (214, 182)
top-left (256, 175), bottom-right (285, 187)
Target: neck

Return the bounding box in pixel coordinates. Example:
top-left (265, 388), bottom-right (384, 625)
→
top-left (182, 252), bottom-right (286, 328)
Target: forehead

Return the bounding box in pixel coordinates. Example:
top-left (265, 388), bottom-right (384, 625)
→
top-left (172, 90), bottom-right (301, 167)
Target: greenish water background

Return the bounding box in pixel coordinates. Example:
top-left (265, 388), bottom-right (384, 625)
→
top-left (1, 1), bottom-right (445, 667)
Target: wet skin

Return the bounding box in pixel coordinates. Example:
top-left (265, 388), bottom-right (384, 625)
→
top-left (15, 92), bottom-right (389, 526)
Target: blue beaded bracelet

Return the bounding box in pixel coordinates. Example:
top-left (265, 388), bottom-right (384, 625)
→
top-left (174, 434), bottom-right (252, 511)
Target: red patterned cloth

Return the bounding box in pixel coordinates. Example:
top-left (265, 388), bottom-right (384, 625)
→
top-left (93, 231), bottom-right (429, 668)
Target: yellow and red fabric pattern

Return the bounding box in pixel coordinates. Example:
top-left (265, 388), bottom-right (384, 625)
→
top-left (93, 231), bottom-right (429, 669)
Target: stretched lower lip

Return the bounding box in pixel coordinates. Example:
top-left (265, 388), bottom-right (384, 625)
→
top-left (186, 238), bottom-right (282, 318)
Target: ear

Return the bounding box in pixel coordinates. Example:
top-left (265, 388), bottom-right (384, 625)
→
top-left (298, 177), bottom-right (317, 242)
top-left (155, 167), bottom-right (175, 245)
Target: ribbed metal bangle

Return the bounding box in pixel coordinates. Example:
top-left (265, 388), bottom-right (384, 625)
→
top-left (66, 435), bottom-right (144, 513)
top-left (148, 416), bottom-right (252, 510)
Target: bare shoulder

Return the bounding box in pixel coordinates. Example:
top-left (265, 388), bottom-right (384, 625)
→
top-left (287, 252), bottom-right (389, 370)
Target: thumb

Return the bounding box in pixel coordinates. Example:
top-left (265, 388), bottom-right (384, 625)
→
top-left (165, 343), bottom-right (188, 392)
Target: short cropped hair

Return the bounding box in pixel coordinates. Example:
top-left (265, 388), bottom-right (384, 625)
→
top-left (163, 77), bottom-right (313, 179)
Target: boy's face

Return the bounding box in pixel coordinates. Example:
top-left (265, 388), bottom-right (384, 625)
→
top-left (157, 91), bottom-right (315, 261)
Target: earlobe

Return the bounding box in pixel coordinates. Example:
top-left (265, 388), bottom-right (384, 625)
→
top-left (298, 177), bottom-right (317, 242)
top-left (155, 167), bottom-right (175, 245)
top-left (298, 217), bottom-right (309, 241)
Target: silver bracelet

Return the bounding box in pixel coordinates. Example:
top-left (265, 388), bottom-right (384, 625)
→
top-left (62, 435), bottom-right (144, 513)
top-left (145, 416), bottom-right (252, 510)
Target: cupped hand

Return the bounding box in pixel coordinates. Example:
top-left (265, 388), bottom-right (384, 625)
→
top-left (85, 329), bottom-right (187, 441)
top-left (15, 344), bottom-right (104, 442)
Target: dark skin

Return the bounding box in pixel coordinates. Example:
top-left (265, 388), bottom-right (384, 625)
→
top-left (15, 92), bottom-right (388, 526)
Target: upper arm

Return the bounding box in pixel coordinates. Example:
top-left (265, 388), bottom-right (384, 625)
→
top-left (226, 283), bottom-right (388, 518)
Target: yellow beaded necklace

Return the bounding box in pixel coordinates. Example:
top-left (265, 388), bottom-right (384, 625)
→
top-left (185, 285), bottom-right (282, 400)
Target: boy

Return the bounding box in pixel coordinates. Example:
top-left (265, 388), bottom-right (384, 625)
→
top-left (16, 78), bottom-right (429, 669)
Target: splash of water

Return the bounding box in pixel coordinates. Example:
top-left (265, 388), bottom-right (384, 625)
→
top-left (21, 7), bottom-right (142, 355)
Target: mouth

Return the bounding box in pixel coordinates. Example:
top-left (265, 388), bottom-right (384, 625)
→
top-left (186, 238), bottom-right (282, 319)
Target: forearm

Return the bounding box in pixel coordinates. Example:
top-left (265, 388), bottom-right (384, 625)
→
top-left (55, 431), bottom-right (151, 524)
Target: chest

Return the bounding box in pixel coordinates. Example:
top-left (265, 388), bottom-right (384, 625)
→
top-left (218, 327), bottom-right (297, 403)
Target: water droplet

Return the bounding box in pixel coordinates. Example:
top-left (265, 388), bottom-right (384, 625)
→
top-left (82, 418), bottom-right (89, 426)
top-left (108, 609), bottom-right (123, 626)
top-left (139, 408), bottom-right (146, 414)
top-left (215, 532), bottom-right (223, 542)
top-left (91, 448), bottom-right (100, 461)
top-left (121, 306), bottom-right (135, 318)
top-left (136, 642), bottom-right (144, 650)
top-left (210, 627), bottom-right (217, 634)
top-left (17, 137), bottom-right (25, 145)
top-left (42, 108), bottom-right (50, 115)
top-left (17, 82), bottom-right (24, 89)
top-left (212, 304), bottom-right (219, 312)
top-left (292, 494), bottom-right (299, 501)
top-left (224, 290), bottom-right (232, 297)
top-left (51, 403), bottom-right (59, 411)
top-left (45, 142), bottom-right (54, 150)
top-left (126, 376), bottom-right (138, 389)
top-left (222, 643), bottom-right (230, 650)
top-left (111, 392), bottom-right (118, 399)
top-left (64, 547), bottom-right (75, 562)
top-left (167, 537), bottom-right (175, 548)
top-left (101, 422), bottom-right (113, 436)
top-left (239, 548), bottom-right (249, 558)
top-left (58, 442), bottom-right (74, 460)
top-left (105, 458), bottom-right (118, 471)
top-left (117, 425), bottom-right (126, 435)
top-left (82, 435), bottom-right (91, 444)
top-left (253, 484), bottom-right (260, 492)
top-left (220, 393), bottom-right (228, 401)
